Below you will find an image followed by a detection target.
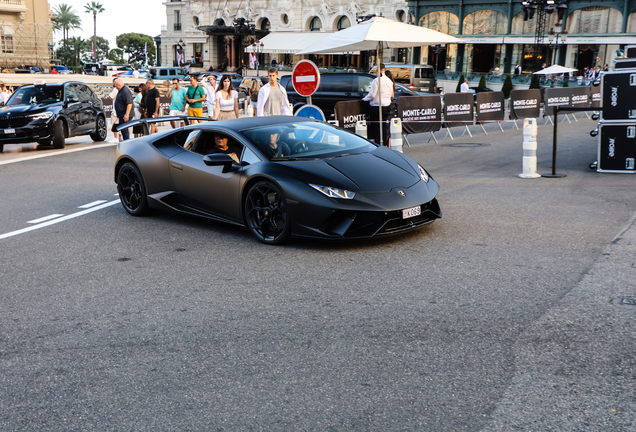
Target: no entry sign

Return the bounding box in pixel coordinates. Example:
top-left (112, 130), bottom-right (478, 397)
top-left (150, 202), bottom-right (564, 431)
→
top-left (292, 60), bottom-right (320, 97)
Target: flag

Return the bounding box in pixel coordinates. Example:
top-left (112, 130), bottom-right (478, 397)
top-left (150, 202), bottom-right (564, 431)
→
top-left (144, 42), bottom-right (148, 67)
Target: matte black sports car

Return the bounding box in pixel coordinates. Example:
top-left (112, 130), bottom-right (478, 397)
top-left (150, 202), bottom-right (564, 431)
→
top-left (114, 116), bottom-right (441, 244)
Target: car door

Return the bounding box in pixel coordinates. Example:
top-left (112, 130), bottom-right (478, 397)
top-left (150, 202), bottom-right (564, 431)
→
top-left (168, 129), bottom-right (244, 221)
top-left (315, 74), bottom-right (354, 119)
top-left (76, 84), bottom-right (99, 132)
top-left (63, 84), bottom-right (83, 134)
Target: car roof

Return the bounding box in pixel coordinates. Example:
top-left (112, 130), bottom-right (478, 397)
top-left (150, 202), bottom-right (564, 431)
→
top-left (184, 116), bottom-right (316, 133)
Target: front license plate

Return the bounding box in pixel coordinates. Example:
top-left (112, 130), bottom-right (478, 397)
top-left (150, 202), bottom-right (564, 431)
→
top-left (402, 205), bottom-right (421, 219)
top-left (3, 129), bottom-right (15, 134)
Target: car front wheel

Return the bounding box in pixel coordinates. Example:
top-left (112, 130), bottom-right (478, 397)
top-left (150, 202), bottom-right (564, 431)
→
top-left (52, 119), bottom-right (65, 149)
top-left (90, 115), bottom-right (107, 142)
top-left (117, 162), bottom-right (149, 216)
top-left (244, 181), bottom-right (291, 245)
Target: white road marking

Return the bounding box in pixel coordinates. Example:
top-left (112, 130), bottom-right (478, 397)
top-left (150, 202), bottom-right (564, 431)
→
top-left (296, 76), bottom-right (316, 82)
top-left (0, 200), bottom-right (120, 240)
top-left (78, 200), bottom-right (107, 209)
top-left (27, 214), bottom-right (64, 224)
top-left (0, 142), bottom-right (117, 166)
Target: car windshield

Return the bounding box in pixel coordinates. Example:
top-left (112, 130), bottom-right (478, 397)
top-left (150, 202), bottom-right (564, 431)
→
top-left (240, 121), bottom-right (376, 161)
top-left (7, 85), bottom-right (63, 106)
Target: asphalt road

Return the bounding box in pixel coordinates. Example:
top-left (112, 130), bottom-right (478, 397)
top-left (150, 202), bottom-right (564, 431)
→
top-left (1, 117), bottom-right (635, 431)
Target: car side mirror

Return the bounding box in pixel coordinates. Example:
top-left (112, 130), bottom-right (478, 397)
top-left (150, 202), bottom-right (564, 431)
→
top-left (203, 153), bottom-right (235, 172)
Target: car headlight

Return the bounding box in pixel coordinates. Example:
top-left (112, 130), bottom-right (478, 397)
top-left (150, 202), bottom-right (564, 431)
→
top-left (418, 164), bottom-right (429, 183)
top-left (309, 184), bottom-right (356, 199)
top-left (30, 111), bottom-right (53, 120)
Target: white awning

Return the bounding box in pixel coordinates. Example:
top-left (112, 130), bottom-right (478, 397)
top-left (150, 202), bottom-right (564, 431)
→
top-left (245, 32), bottom-right (358, 54)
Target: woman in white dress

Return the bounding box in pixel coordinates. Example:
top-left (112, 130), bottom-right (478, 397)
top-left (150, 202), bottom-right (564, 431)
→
top-left (214, 75), bottom-right (239, 120)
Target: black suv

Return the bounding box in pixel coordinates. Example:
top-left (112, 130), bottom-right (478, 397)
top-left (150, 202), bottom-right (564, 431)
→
top-left (280, 72), bottom-right (427, 119)
top-left (0, 81), bottom-right (107, 152)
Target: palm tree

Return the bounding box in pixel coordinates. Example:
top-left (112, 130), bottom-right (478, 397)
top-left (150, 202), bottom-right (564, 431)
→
top-left (84, 2), bottom-right (105, 61)
top-left (52, 4), bottom-right (82, 41)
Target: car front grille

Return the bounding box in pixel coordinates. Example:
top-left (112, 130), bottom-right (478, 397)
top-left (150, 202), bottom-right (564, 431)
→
top-left (0, 116), bottom-right (32, 129)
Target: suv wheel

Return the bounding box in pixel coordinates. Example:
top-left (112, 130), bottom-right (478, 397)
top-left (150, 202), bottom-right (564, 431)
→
top-left (52, 119), bottom-right (65, 149)
top-left (90, 116), bottom-right (107, 142)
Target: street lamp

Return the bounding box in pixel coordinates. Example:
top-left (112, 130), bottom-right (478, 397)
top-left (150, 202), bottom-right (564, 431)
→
top-left (547, 22), bottom-right (568, 86)
top-left (251, 41), bottom-right (264, 76)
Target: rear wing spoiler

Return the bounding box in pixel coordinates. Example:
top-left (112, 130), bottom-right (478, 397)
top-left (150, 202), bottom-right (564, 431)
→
top-left (116, 116), bottom-right (215, 135)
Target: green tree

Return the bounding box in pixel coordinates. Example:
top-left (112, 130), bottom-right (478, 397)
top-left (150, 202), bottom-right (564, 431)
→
top-left (107, 48), bottom-right (125, 64)
top-left (81, 36), bottom-right (108, 63)
top-left (84, 1), bottom-right (105, 62)
top-left (478, 74), bottom-right (486, 88)
top-left (502, 74), bottom-right (513, 98)
top-left (562, 78), bottom-right (569, 87)
top-left (55, 37), bottom-right (88, 66)
top-left (52, 3), bottom-right (82, 41)
top-left (455, 74), bottom-right (465, 93)
top-left (529, 74), bottom-right (541, 89)
top-left (116, 33), bottom-right (156, 65)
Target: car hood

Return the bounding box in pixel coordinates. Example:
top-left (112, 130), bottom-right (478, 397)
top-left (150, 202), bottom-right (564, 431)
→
top-left (0, 104), bottom-right (59, 115)
top-left (281, 146), bottom-right (420, 193)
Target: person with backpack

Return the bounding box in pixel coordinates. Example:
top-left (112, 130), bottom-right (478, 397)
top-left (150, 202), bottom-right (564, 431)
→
top-left (249, 79), bottom-right (262, 116)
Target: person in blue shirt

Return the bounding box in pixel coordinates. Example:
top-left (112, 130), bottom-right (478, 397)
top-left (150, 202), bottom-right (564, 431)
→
top-left (168, 77), bottom-right (187, 128)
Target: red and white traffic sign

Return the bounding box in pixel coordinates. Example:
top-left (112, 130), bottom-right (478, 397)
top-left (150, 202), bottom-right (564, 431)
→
top-left (292, 60), bottom-right (321, 97)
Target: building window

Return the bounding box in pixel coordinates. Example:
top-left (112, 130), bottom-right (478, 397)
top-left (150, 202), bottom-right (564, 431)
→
top-left (419, 11), bottom-right (459, 35)
top-left (337, 16), bottom-right (350, 31)
top-left (281, 14), bottom-right (289, 25)
top-left (260, 18), bottom-right (270, 30)
top-left (628, 11), bottom-right (636, 33)
top-left (462, 10), bottom-right (507, 35)
top-left (174, 11), bottom-right (181, 31)
top-left (310, 16), bottom-right (321, 31)
top-left (511, 11), bottom-right (559, 35)
top-left (1, 35), bottom-right (13, 54)
top-left (193, 16), bottom-right (199, 26)
top-left (567, 6), bottom-right (622, 34)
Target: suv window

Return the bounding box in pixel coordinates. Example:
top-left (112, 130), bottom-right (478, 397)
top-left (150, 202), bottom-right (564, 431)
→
top-left (159, 69), bottom-right (168, 76)
top-left (387, 67), bottom-right (411, 84)
top-left (65, 85), bottom-right (79, 101)
top-left (320, 75), bottom-right (353, 92)
top-left (76, 84), bottom-right (93, 102)
top-left (8, 85), bottom-right (64, 106)
top-left (357, 76), bottom-right (374, 93)
top-left (416, 68), bottom-right (434, 78)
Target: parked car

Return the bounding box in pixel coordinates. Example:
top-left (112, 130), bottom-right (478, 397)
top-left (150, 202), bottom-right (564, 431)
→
top-left (469, 86), bottom-right (494, 100)
top-left (0, 80), bottom-right (107, 152)
top-left (113, 70), bottom-right (152, 79)
top-left (150, 66), bottom-right (187, 81)
top-left (83, 62), bottom-right (100, 75)
top-left (14, 65), bottom-right (42, 74)
top-left (114, 116), bottom-right (441, 244)
top-left (102, 64), bottom-right (133, 76)
top-left (371, 63), bottom-right (437, 93)
top-left (52, 65), bottom-right (73, 74)
top-left (280, 72), bottom-right (439, 119)
top-left (239, 76), bottom-right (269, 94)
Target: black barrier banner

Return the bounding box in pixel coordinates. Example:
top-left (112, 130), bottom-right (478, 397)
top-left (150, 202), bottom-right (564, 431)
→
top-left (475, 91), bottom-right (505, 122)
top-left (570, 86), bottom-right (591, 110)
top-left (335, 100), bottom-right (372, 131)
top-left (101, 98), bottom-right (113, 116)
top-left (397, 95), bottom-right (441, 134)
top-left (160, 96), bottom-right (171, 116)
top-left (443, 92), bottom-right (473, 128)
top-left (544, 88), bottom-right (572, 116)
top-left (591, 85), bottom-right (601, 108)
top-left (509, 89), bottom-right (541, 119)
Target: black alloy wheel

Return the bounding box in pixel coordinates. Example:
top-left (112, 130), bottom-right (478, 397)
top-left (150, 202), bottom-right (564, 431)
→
top-left (244, 181), bottom-right (291, 245)
top-left (117, 162), bottom-right (149, 216)
top-left (52, 119), bottom-right (65, 149)
top-left (90, 115), bottom-right (107, 142)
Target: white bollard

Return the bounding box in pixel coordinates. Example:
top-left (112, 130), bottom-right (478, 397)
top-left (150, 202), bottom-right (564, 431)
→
top-left (519, 118), bottom-right (541, 178)
top-left (355, 120), bottom-right (367, 138)
top-left (390, 117), bottom-right (403, 153)
top-left (245, 99), bottom-right (253, 117)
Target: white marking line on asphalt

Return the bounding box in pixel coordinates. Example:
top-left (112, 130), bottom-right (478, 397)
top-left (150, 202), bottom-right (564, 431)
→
top-left (78, 200), bottom-right (107, 209)
top-left (27, 214), bottom-right (64, 224)
top-left (0, 142), bottom-right (117, 166)
top-left (0, 200), bottom-right (120, 240)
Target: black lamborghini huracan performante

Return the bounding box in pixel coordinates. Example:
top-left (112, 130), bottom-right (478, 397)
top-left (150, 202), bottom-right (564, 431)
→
top-left (114, 116), bottom-right (441, 244)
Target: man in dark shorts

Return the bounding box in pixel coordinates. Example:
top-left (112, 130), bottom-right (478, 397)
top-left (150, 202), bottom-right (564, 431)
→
top-left (113, 78), bottom-right (133, 141)
top-left (145, 79), bottom-right (161, 134)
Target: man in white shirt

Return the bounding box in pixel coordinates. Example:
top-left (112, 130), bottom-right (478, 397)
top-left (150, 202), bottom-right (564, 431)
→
top-left (363, 63), bottom-right (393, 146)
top-left (132, 67), bottom-right (140, 79)
top-left (201, 75), bottom-right (217, 119)
top-left (460, 78), bottom-right (470, 93)
top-left (257, 68), bottom-right (292, 117)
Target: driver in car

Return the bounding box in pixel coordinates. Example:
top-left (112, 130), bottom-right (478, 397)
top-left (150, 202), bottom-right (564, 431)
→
top-left (207, 133), bottom-right (239, 164)
top-left (268, 132), bottom-right (291, 158)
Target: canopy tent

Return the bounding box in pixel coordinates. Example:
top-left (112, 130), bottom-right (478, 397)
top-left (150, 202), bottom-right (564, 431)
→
top-left (299, 17), bottom-right (464, 144)
top-left (533, 65), bottom-right (579, 75)
top-left (244, 32), bottom-right (358, 55)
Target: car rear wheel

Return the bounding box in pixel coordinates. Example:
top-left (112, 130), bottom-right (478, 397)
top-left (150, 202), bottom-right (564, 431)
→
top-left (117, 162), bottom-right (149, 216)
top-left (90, 115), bottom-right (107, 142)
top-left (244, 181), bottom-right (291, 245)
top-left (52, 119), bottom-right (65, 149)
